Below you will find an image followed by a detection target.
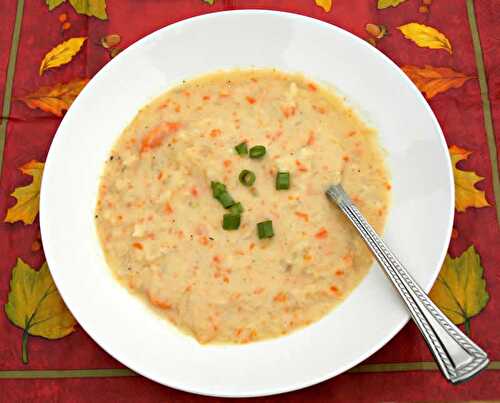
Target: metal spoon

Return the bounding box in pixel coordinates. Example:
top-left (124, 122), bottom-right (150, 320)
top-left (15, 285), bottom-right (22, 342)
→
top-left (326, 183), bottom-right (489, 384)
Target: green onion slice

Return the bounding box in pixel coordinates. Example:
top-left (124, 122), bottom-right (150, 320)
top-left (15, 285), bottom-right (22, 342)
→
top-left (257, 220), bottom-right (274, 239)
top-left (249, 145), bottom-right (266, 159)
top-left (239, 170), bottom-right (256, 187)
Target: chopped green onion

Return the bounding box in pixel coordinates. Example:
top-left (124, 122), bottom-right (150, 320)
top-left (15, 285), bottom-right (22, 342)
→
top-left (239, 169), bottom-right (256, 187)
top-left (235, 142), bottom-right (248, 156)
top-left (275, 171), bottom-right (290, 190)
top-left (257, 220), bottom-right (274, 239)
top-left (229, 202), bottom-right (244, 215)
top-left (211, 181), bottom-right (226, 198)
top-left (223, 213), bottom-right (241, 230)
top-left (249, 145), bottom-right (266, 159)
top-left (217, 191), bottom-right (235, 208)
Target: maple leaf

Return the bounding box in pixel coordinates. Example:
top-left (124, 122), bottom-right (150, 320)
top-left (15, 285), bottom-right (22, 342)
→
top-left (315, 0), bottom-right (332, 12)
top-left (398, 23), bottom-right (452, 54)
top-left (449, 146), bottom-right (490, 212)
top-left (378, 0), bottom-right (406, 8)
top-left (5, 161), bottom-right (44, 225)
top-left (46, 0), bottom-right (107, 19)
top-left (430, 246), bottom-right (489, 335)
top-left (17, 78), bottom-right (88, 117)
top-left (402, 65), bottom-right (472, 99)
top-left (5, 259), bottom-right (77, 363)
top-left (39, 37), bottom-right (87, 75)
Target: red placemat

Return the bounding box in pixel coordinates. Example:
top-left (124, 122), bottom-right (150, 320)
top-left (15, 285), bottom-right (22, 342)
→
top-left (1, 0), bottom-right (499, 401)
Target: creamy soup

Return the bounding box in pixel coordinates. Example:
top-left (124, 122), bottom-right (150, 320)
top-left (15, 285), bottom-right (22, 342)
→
top-left (95, 69), bottom-right (390, 343)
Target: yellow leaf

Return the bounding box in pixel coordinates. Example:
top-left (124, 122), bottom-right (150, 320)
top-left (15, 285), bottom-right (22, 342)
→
top-left (17, 78), bottom-right (89, 117)
top-left (402, 65), bottom-right (472, 99)
top-left (398, 23), bottom-right (452, 53)
top-left (39, 37), bottom-right (87, 75)
top-left (4, 161), bottom-right (44, 225)
top-left (378, 0), bottom-right (406, 8)
top-left (449, 145), bottom-right (490, 212)
top-left (46, 0), bottom-right (107, 19)
top-left (430, 246), bottom-right (489, 334)
top-left (315, 0), bottom-right (332, 12)
top-left (5, 259), bottom-right (76, 363)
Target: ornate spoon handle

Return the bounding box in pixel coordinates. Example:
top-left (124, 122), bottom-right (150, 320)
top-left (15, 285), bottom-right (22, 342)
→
top-left (326, 184), bottom-right (489, 384)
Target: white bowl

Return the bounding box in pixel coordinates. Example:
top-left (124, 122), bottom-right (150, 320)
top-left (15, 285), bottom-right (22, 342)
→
top-left (40, 10), bottom-right (453, 397)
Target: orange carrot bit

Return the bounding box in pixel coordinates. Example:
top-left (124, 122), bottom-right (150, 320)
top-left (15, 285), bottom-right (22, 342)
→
top-left (140, 122), bottom-right (181, 153)
top-left (315, 228), bottom-right (328, 239)
top-left (191, 186), bottom-right (199, 197)
top-left (335, 270), bottom-right (344, 276)
top-left (385, 182), bottom-right (392, 190)
top-left (174, 104), bottom-right (181, 113)
top-left (294, 212), bottom-right (309, 222)
top-left (157, 171), bottom-right (164, 180)
top-left (377, 208), bottom-right (384, 217)
top-left (185, 284), bottom-right (193, 292)
top-left (347, 131), bottom-right (357, 137)
top-left (163, 202), bottom-right (173, 215)
top-left (177, 230), bottom-right (184, 239)
top-left (312, 105), bottom-right (326, 114)
top-left (132, 242), bottom-right (143, 250)
top-left (183, 91), bottom-right (191, 97)
top-left (246, 96), bottom-right (256, 104)
top-left (330, 285), bottom-right (339, 293)
top-left (199, 236), bottom-right (209, 246)
top-left (148, 294), bottom-right (172, 309)
top-left (209, 128), bottom-right (221, 138)
top-left (212, 255), bottom-right (222, 264)
top-left (235, 328), bottom-right (243, 337)
top-left (202, 95), bottom-right (211, 101)
top-left (249, 242), bottom-right (255, 251)
top-left (223, 160), bottom-right (232, 168)
top-left (306, 131), bottom-right (316, 145)
top-left (342, 155), bottom-right (350, 162)
top-left (303, 254), bottom-right (313, 262)
top-left (223, 276), bottom-right (230, 284)
top-left (273, 292), bottom-right (288, 303)
top-left (307, 83), bottom-right (317, 92)
top-left (342, 254), bottom-right (354, 265)
top-left (295, 160), bottom-right (308, 172)
top-left (281, 105), bottom-right (296, 118)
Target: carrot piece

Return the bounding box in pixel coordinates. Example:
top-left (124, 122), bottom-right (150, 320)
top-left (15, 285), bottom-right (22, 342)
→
top-left (307, 83), bottom-right (317, 92)
top-left (223, 160), bottom-right (232, 168)
top-left (315, 228), bottom-right (328, 239)
top-left (306, 131), bottom-right (315, 145)
top-left (164, 202), bottom-right (173, 214)
top-left (335, 270), bottom-right (344, 276)
top-left (140, 122), bottom-right (181, 153)
top-left (294, 212), bottom-right (309, 222)
top-left (330, 285), bottom-right (339, 293)
top-left (273, 292), bottom-right (288, 302)
top-left (342, 155), bottom-right (350, 162)
top-left (191, 187), bottom-right (199, 197)
top-left (209, 128), bottom-right (221, 138)
top-left (295, 160), bottom-right (308, 172)
top-left (246, 96), bottom-right (256, 104)
top-left (132, 242), bottom-right (143, 250)
top-left (202, 95), bottom-right (211, 101)
top-left (281, 105), bottom-right (296, 118)
top-left (148, 294), bottom-right (172, 309)
top-left (212, 255), bottom-right (222, 264)
top-left (385, 182), bottom-right (392, 190)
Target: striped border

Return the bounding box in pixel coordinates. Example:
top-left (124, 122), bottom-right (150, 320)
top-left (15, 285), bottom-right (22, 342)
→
top-left (0, 0), bottom-right (497, 384)
top-left (466, 0), bottom-right (500, 225)
top-left (0, 0), bottom-right (24, 176)
top-left (0, 362), bottom-right (499, 379)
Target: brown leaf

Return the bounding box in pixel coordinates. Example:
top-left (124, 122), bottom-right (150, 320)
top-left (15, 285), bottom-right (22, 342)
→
top-left (402, 65), bottom-right (472, 99)
top-left (17, 78), bottom-right (89, 117)
top-left (100, 34), bottom-right (121, 49)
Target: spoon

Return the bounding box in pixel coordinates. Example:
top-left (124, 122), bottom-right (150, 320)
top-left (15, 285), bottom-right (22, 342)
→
top-left (326, 183), bottom-right (489, 384)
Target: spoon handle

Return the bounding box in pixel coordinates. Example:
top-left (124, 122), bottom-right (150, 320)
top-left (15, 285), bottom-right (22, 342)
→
top-left (326, 184), bottom-right (489, 384)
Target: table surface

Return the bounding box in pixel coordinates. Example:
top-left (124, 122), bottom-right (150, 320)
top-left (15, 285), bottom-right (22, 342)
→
top-left (1, 0), bottom-right (499, 401)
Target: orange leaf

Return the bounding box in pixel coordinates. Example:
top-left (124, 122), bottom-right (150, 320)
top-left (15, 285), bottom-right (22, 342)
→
top-left (449, 146), bottom-right (490, 212)
top-left (39, 37), bottom-right (87, 75)
top-left (17, 78), bottom-right (89, 117)
top-left (402, 65), bottom-right (472, 99)
top-left (315, 0), bottom-right (332, 12)
top-left (398, 23), bottom-right (452, 53)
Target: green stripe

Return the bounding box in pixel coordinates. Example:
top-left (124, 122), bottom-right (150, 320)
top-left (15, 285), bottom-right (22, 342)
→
top-left (0, 0), bottom-right (24, 177)
top-left (466, 0), bottom-right (500, 225)
top-left (0, 362), bottom-right (499, 379)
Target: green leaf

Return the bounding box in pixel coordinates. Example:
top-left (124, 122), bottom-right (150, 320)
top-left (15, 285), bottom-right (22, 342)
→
top-left (377, 0), bottom-right (406, 9)
top-left (203, 0), bottom-right (215, 4)
top-left (429, 246), bottom-right (489, 334)
top-left (46, 0), bottom-right (65, 10)
top-left (5, 259), bottom-right (76, 363)
top-left (69, 0), bottom-right (108, 20)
